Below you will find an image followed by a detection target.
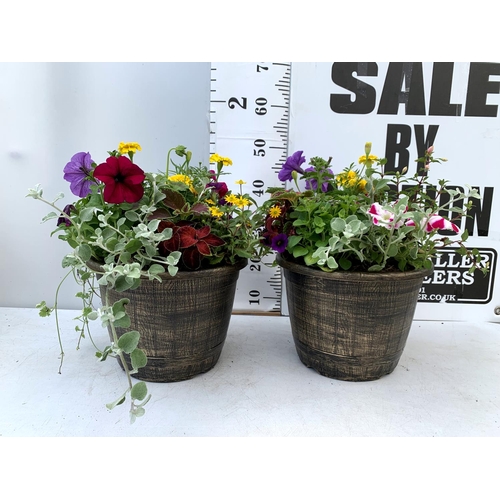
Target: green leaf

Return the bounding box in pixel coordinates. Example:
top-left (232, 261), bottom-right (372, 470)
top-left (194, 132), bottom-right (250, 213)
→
top-left (292, 246), bottom-right (308, 258)
top-left (77, 244), bottom-right (92, 262)
top-left (339, 257), bottom-right (352, 270)
top-left (387, 244), bottom-right (398, 257)
top-left (287, 235), bottom-right (302, 248)
top-left (41, 212), bottom-right (58, 223)
top-left (115, 275), bottom-right (133, 292)
top-left (125, 239), bottom-right (143, 253)
top-left (130, 381), bottom-right (148, 401)
top-left (148, 264), bottom-right (165, 275)
top-left (80, 207), bottom-right (95, 222)
top-left (130, 348), bottom-right (147, 370)
top-left (119, 251), bottom-right (132, 263)
top-left (331, 218), bottom-right (346, 233)
top-left (117, 331), bottom-right (140, 354)
top-left (106, 392), bottom-right (127, 410)
top-left (125, 210), bottom-right (140, 221)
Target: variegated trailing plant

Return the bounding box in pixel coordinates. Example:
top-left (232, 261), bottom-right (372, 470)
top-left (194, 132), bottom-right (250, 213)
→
top-left (27, 142), bottom-right (260, 423)
top-left (257, 143), bottom-right (488, 276)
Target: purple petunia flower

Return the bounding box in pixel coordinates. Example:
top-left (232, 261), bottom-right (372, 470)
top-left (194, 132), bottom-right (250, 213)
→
top-left (304, 166), bottom-right (334, 192)
top-left (278, 151), bottom-right (306, 182)
top-left (63, 152), bottom-right (95, 197)
top-left (271, 233), bottom-right (288, 253)
top-left (57, 204), bottom-right (75, 227)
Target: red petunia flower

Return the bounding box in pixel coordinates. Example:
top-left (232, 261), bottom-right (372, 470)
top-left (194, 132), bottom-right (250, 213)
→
top-left (93, 156), bottom-right (146, 204)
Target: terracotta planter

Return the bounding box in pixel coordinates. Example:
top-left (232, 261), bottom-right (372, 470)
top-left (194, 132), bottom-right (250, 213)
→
top-left (87, 259), bottom-right (247, 382)
top-left (277, 254), bottom-right (432, 381)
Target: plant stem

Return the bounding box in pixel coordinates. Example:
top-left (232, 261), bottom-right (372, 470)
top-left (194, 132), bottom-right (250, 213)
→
top-left (104, 288), bottom-right (134, 391)
top-left (54, 268), bottom-right (74, 373)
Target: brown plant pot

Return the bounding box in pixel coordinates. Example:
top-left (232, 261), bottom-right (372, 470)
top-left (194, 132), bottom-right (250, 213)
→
top-left (277, 254), bottom-right (432, 382)
top-left (87, 259), bottom-right (247, 382)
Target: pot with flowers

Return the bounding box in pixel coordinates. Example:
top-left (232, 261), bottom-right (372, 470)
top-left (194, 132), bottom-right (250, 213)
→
top-left (257, 143), bottom-right (487, 382)
top-left (28, 142), bottom-right (259, 422)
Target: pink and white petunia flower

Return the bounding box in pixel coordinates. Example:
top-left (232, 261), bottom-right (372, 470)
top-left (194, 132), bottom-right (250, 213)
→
top-left (425, 215), bottom-right (460, 233)
top-left (406, 214), bottom-right (459, 233)
top-left (368, 203), bottom-right (403, 229)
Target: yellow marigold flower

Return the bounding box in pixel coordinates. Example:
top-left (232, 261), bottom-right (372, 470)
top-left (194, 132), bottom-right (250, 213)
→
top-left (358, 154), bottom-right (378, 164)
top-left (269, 205), bottom-right (282, 218)
top-left (206, 199), bottom-right (215, 205)
top-left (209, 206), bottom-right (224, 218)
top-left (235, 179), bottom-right (246, 185)
top-left (225, 194), bottom-right (239, 205)
top-left (210, 153), bottom-right (222, 164)
top-left (358, 179), bottom-right (367, 191)
top-left (118, 142), bottom-right (142, 155)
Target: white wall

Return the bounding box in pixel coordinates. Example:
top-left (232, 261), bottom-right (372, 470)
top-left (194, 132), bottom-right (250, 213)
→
top-left (1, 62), bottom-right (210, 309)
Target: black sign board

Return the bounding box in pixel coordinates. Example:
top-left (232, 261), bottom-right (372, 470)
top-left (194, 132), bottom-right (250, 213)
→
top-left (418, 248), bottom-right (497, 304)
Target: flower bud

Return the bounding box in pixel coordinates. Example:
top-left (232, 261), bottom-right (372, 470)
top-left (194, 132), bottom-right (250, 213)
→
top-left (365, 142), bottom-right (372, 156)
top-left (426, 145), bottom-right (434, 155)
top-left (175, 145), bottom-right (187, 157)
top-left (402, 166), bottom-right (408, 174)
top-left (186, 151), bottom-right (192, 162)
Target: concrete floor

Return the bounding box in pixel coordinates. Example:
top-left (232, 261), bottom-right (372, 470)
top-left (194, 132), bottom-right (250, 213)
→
top-left (1, 307), bottom-right (499, 437)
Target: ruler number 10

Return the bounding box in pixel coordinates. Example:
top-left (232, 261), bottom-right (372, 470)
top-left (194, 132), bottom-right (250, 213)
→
top-left (228, 97), bottom-right (267, 116)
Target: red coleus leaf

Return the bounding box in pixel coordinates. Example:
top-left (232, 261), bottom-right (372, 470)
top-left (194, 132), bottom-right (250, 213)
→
top-left (177, 226), bottom-right (198, 248)
top-left (182, 246), bottom-right (202, 270)
top-left (196, 225), bottom-right (211, 239)
top-left (196, 240), bottom-right (211, 256)
top-left (93, 156), bottom-right (145, 204)
top-left (162, 188), bottom-right (186, 211)
top-left (201, 232), bottom-right (225, 248)
top-left (191, 202), bottom-right (209, 214)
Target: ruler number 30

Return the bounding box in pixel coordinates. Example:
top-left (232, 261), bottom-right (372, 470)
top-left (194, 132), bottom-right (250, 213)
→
top-left (227, 97), bottom-right (267, 116)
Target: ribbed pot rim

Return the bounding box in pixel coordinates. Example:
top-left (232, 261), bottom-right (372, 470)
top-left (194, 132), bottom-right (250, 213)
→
top-left (276, 254), bottom-right (433, 282)
top-left (86, 257), bottom-right (247, 281)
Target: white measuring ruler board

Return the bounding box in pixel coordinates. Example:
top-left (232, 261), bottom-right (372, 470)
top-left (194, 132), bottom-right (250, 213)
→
top-left (210, 62), bottom-right (291, 314)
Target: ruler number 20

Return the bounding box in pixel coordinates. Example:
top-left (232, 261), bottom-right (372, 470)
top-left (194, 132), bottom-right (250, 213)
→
top-left (228, 97), bottom-right (267, 116)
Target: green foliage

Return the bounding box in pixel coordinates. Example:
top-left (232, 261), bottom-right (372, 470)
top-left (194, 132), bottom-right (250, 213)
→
top-left (28, 143), bottom-right (261, 423)
top-left (256, 143), bottom-right (487, 275)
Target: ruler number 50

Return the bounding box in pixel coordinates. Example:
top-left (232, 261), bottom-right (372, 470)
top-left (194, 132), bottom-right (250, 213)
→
top-left (228, 97), bottom-right (267, 116)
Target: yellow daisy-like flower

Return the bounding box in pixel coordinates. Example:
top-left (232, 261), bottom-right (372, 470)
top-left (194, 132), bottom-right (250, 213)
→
top-left (225, 193), bottom-right (239, 205)
top-left (210, 153), bottom-right (233, 166)
top-left (118, 142), bottom-right (142, 155)
top-left (269, 205), bottom-right (282, 218)
top-left (358, 179), bottom-right (367, 191)
top-left (235, 179), bottom-right (246, 185)
top-left (169, 174), bottom-right (197, 194)
top-left (358, 154), bottom-right (378, 164)
top-left (336, 170), bottom-right (361, 188)
top-left (235, 196), bottom-right (252, 208)
top-left (206, 199), bottom-right (215, 205)
top-left (169, 174), bottom-right (193, 185)
top-left (209, 206), bottom-right (224, 218)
